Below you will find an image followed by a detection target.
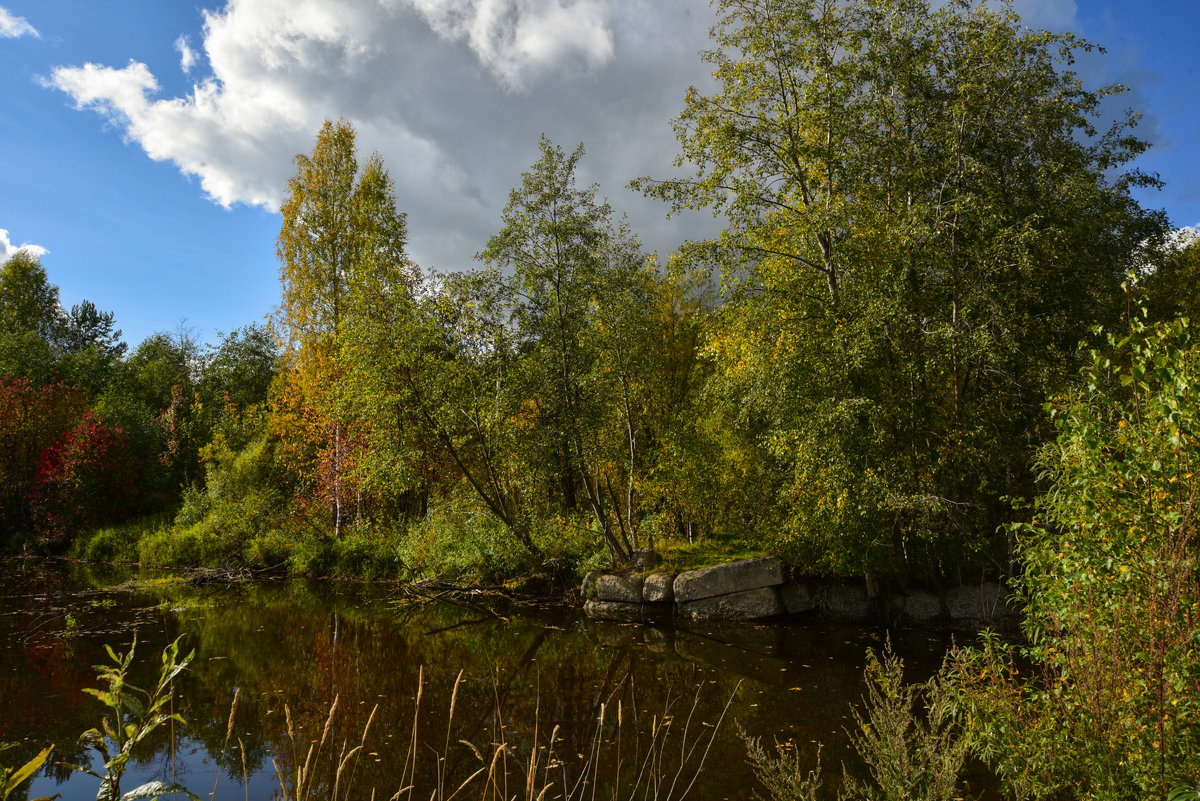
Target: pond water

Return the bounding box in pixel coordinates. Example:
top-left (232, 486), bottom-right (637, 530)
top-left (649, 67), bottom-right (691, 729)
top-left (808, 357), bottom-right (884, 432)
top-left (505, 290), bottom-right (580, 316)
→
top-left (1, 558), bottom-right (973, 801)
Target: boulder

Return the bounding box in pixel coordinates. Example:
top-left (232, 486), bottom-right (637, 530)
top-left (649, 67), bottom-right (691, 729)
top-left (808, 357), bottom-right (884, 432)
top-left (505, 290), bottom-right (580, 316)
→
top-left (779, 582), bottom-right (813, 615)
top-left (596, 574), bottom-right (643, 603)
top-left (945, 582), bottom-right (1009, 625)
top-left (897, 590), bottom-right (942, 622)
top-left (581, 570), bottom-right (603, 599)
top-left (584, 599), bottom-right (645, 623)
top-left (820, 583), bottom-right (873, 622)
top-left (674, 556), bottom-right (784, 603)
top-left (678, 586), bottom-right (784, 620)
top-left (643, 572), bottom-right (675, 603)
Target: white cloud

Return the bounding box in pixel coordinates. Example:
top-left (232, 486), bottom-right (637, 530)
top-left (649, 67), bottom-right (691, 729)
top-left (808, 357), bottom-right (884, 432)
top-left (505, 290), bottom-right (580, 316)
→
top-left (175, 35), bottom-right (198, 74)
top-left (0, 6), bottom-right (37, 38)
top-left (1, 229), bottom-right (48, 260)
top-left (45, 0), bottom-right (1120, 275)
top-left (408, 0), bottom-right (614, 90)
top-left (46, 0), bottom-right (717, 270)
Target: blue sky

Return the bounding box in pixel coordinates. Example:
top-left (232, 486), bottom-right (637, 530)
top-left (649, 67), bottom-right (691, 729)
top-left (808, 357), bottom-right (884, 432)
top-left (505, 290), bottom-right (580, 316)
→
top-left (1, 0), bottom-right (1198, 350)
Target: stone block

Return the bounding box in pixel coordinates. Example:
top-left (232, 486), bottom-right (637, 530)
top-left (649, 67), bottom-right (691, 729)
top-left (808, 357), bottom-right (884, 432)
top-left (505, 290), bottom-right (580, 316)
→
top-left (643, 572), bottom-right (675, 603)
top-left (597, 574), bottom-right (643, 603)
top-left (820, 583), bottom-right (873, 622)
top-left (581, 570), bottom-right (602, 598)
top-left (673, 556), bottom-right (784, 603)
top-left (677, 586), bottom-right (784, 620)
top-left (898, 590), bottom-right (941, 622)
top-left (945, 582), bottom-right (1009, 625)
top-left (779, 582), bottom-right (813, 615)
top-left (584, 599), bottom-right (644, 623)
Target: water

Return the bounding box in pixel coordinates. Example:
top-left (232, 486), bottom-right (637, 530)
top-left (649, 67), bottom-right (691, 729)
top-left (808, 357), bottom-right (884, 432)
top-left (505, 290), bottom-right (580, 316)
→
top-left (0, 557), bottom-right (963, 800)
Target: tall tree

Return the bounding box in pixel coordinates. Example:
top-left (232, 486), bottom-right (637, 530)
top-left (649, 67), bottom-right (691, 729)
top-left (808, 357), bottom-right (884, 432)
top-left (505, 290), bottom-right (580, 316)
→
top-left (275, 119), bottom-right (408, 535)
top-left (636, 0), bottom-right (1165, 575)
top-left (0, 251), bottom-right (65, 384)
top-left (478, 137), bottom-right (654, 563)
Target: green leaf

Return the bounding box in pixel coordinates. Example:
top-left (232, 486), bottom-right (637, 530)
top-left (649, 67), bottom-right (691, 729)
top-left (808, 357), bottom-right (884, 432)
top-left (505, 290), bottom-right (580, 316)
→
top-left (3, 744), bottom-right (53, 799)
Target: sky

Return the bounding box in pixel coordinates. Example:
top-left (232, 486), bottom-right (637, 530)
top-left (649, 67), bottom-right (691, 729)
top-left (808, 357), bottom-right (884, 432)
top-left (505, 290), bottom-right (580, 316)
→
top-left (1, 0), bottom-right (1198, 350)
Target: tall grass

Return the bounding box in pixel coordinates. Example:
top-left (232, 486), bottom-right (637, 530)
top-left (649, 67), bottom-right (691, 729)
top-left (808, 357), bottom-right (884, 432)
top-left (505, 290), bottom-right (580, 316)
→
top-left (265, 668), bottom-right (737, 801)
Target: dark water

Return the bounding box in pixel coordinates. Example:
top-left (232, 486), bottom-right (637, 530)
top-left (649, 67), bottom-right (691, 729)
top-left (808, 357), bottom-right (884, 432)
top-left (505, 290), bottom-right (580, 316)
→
top-left (0, 558), bottom-right (967, 801)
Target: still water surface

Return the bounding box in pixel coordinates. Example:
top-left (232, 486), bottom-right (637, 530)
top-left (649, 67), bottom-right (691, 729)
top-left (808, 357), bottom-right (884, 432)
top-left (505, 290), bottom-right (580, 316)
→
top-left (1, 558), bottom-right (961, 800)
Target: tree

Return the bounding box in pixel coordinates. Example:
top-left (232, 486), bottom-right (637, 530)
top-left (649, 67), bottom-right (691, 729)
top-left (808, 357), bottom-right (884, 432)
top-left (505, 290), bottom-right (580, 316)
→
top-left (59, 300), bottom-right (127, 395)
top-left (0, 378), bottom-right (87, 538)
top-left (636, 0), bottom-right (1166, 575)
top-left (199, 324), bottom-right (278, 410)
top-left (0, 251), bottom-right (65, 384)
top-left (1144, 230), bottom-right (1200, 324)
top-left (478, 137), bottom-right (658, 563)
top-left (275, 119), bottom-right (409, 535)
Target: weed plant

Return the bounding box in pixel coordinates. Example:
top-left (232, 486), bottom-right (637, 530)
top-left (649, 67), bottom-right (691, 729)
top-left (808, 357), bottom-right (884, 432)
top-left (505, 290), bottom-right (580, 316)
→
top-left (745, 645), bottom-right (965, 801)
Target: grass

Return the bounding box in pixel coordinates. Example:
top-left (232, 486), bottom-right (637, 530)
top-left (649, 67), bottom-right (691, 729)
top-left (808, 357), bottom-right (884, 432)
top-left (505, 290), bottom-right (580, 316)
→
top-left (248, 669), bottom-right (739, 801)
top-left (650, 538), bottom-right (767, 573)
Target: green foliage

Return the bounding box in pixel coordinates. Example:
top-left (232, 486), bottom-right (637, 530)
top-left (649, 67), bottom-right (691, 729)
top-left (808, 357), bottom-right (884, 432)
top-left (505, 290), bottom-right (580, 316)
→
top-left (275, 118), bottom-right (410, 537)
top-left (840, 647), bottom-right (966, 800)
top-left (1144, 231), bottom-right (1200, 324)
top-left (69, 516), bottom-right (170, 563)
top-left (0, 250), bottom-right (64, 385)
top-left (954, 310), bottom-right (1200, 797)
top-left (66, 635), bottom-right (199, 801)
top-left (743, 736), bottom-right (822, 801)
top-left (0, 743), bottom-right (56, 801)
top-left (746, 645), bottom-right (965, 801)
top-left (198, 323), bottom-right (277, 410)
top-left (636, 0), bottom-right (1165, 575)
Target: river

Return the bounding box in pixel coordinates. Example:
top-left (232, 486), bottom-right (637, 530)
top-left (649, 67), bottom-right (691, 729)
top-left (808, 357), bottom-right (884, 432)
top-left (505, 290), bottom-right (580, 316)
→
top-left (1, 557), bottom-right (969, 800)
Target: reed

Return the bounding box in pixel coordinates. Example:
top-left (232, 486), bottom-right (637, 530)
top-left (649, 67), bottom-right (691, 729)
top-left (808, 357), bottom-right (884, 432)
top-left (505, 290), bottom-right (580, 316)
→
top-left (269, 671), bottom-right (737, 801)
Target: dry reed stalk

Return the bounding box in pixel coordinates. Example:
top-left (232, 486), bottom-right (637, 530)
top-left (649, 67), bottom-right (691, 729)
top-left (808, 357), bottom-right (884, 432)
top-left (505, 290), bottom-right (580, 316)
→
top-left (225, 687), bottom-right (241, 747)
top-left (238, 737), bottom-right (248, 801)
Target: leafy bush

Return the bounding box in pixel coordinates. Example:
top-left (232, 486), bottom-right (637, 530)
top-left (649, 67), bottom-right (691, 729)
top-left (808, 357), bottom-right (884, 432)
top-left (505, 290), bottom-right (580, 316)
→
top-left (955, 312), bottom-right (1200, 798)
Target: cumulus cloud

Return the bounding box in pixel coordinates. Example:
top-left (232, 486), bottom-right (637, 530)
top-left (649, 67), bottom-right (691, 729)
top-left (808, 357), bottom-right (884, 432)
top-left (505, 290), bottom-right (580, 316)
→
top-left (44, 0), bottom-right (1143, 273)
top-left (47, 0), bottom-right (717, 270)
top-left (408, 0), bottom-right (614, 90)
top-left (1, 229), bottom-right (48, 260)
top-left (0, 6), bottom-right (37, 38)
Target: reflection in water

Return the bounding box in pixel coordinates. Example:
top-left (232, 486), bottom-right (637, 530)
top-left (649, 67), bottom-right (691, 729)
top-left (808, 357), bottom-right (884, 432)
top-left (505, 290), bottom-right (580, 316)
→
top-left (0, 559), bottom-right (957, 800)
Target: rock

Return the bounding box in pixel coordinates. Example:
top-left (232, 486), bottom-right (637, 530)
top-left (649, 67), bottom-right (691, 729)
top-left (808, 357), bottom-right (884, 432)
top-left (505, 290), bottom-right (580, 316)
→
top-left (596, 574), bottom-right (643, 603)
top-left (674, 556), bottom-right (784, 603)
top-left (643, 572), bottom-right (675, 603)
top-left (581, 570), bottom-right (602, 599)
top-left (584, 599), bottom-right (645, 623)
top-left (678, 586), bottom-right (784, 620)
top-left (779, 582), bottom-right (813, 615)
top-left (897, 590), bottom-right (941, 622)
top-left (820, 583), bottom-right (873, 622)
top-left (945, 582), bottom-right (1009, 625)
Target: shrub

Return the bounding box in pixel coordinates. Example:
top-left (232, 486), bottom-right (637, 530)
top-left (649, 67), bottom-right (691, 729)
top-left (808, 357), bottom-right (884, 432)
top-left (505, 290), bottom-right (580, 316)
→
top-left (954, 312), bottom-right (1200, 797)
